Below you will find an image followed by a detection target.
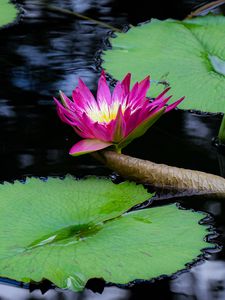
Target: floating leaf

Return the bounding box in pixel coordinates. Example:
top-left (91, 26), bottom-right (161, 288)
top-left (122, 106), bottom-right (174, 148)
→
top-left (0, 0), bottom-right (18, 28)
top-left (0, 177), bottom-right (209, 291)
top-left (102, 15), bottom-right (225, 113)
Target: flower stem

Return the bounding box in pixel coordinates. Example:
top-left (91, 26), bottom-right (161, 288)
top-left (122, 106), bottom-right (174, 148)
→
top-left (93, 150), bottom-right (225, 198)
top-left (218, 114), bottom-right (225, 144)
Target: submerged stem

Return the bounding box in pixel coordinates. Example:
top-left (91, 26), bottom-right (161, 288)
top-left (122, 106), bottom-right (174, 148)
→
top-left (45, 5), bottom-right (122, 33)
top-left (186, 0), bottom-right (225, 19)
top-left (218, 114), bottom-right (225, 144)
top-left (93, 151), bottom-right (225, 198)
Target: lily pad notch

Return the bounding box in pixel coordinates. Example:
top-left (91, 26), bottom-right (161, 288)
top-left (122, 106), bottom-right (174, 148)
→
top-left (0, 176), bottom-right (212, 291)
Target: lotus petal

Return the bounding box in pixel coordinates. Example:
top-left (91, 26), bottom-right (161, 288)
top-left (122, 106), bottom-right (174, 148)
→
top-left (69, 139), bottom-right (113, 156)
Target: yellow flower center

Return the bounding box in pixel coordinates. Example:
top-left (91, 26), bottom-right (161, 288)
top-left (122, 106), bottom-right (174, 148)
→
top-left (87, 101), bottom-right (126, 123)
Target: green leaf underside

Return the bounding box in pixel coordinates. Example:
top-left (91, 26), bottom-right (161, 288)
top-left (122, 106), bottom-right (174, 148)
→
top-left (102, 15), bottom-right (225, 113)
top-left (0, 1), bottom-right (18, 28)
top-left (0, 177), bottom-right (209, 291)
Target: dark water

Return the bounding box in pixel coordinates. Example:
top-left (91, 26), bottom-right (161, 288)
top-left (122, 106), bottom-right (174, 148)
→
top-left (0, 0), bottom-right (225, 299)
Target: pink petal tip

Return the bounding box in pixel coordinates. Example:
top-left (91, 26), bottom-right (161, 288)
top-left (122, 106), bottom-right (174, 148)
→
top-left (69, 139), bottom-right (113, 156)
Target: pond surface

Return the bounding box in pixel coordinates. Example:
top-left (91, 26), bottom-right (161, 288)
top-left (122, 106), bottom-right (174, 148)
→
top-left (0, 0), bottom-right (225, 299)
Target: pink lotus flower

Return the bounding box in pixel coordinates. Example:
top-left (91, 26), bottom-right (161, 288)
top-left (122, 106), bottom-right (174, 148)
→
top-left (54, 71), bottom-right (184, 156)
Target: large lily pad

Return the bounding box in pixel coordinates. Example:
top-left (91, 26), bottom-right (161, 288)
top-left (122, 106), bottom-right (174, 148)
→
top-left (0, 0), bottom-right (18, 28)
top-left (102, 15), bottom-right (225, 113)
top-left (0, 177), bottom-right (210, 291)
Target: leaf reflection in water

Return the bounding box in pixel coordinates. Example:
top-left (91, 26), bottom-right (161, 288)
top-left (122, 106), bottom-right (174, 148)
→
top-left (0, 284), bottom-right (130, 300)
top-left (171, 260), bottom-right (225, 300)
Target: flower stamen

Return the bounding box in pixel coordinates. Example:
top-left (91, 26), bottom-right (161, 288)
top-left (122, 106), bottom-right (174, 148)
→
top-left (87, 101), bottom-right (126, 123)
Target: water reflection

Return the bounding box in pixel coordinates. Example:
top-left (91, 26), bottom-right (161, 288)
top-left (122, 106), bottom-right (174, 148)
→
top-left (0, 0), bottom-right (121, 179)
top-left (70, 0), bottom-right (112, 14)
top-left (171, 260), bottom-right (225, 300)
top-left (0, 285), bottom-right (130, 300)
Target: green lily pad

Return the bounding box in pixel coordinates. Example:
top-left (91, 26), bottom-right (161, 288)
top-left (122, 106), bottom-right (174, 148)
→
top-left (0, 177), bottom-right (210, 291)
top-left (0, 0), bottom-right (18, 28)
top-left (102, 15), bottom-right (225, 113)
